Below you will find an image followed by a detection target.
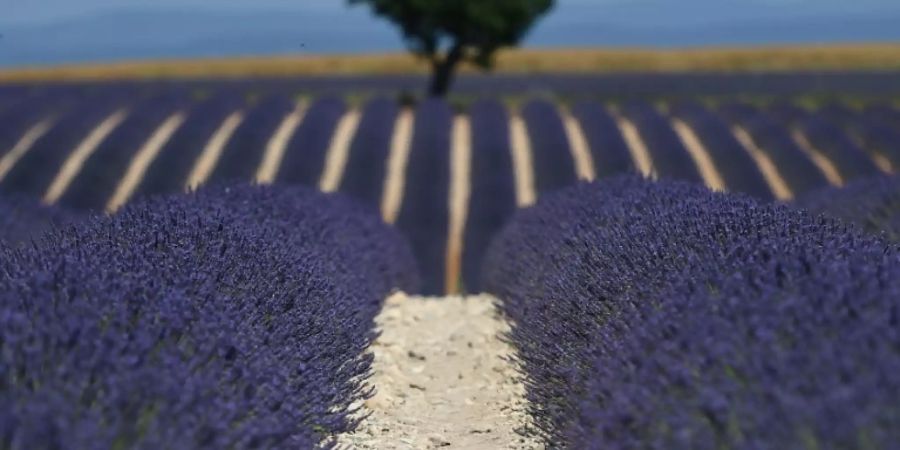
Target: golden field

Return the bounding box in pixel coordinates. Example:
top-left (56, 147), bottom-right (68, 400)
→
top-left (2, 44), bottom-right (900, 82)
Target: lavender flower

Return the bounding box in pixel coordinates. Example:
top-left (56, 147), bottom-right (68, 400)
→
top-left (485, 176), bottom-right (899, 448)
top-left (1, 184), bottom-right (418, 449)
top-left (0, 194), bottom-right (75, 246)
top-left (797, 174), bottom-right (900, 242)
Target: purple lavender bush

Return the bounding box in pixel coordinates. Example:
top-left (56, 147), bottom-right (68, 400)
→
top-left (570, 217), bottom-right (900, 449)
top-left (484, 176), bottom-right (899, 448)
top-left (0, 194), bottom-right (74, 246)
top-left (0, 184), bottom-right (418, 449)
top-left (797, 174), bottom-right (900, 242)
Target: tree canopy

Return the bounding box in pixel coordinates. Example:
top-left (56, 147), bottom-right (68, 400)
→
top-left (349, 0), bottom-right (555, 96)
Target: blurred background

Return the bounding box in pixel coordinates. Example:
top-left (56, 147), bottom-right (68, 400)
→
top-left (3, 0), bottom-right (900, 68)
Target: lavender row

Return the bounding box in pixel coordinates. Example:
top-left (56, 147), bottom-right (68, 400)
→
top-left (0, 92), bottom-right (893, 296)
top-left (484, 176), bottom-right (900, 448)
top-left (718, 103), bottom-right (829, 197)
top-left (520, 99), bottom-right (578, 194)
top-left (207, 94), bottom-right (295, 183)
top-left (768, 103), bottom-right (882, 182)
top-left (463, 99), bottom-right (517, 293)
top-left (132, 92), bottom-right (245, 199)
top-left (0, 194), bottom-right (75, 246)
top-left (865, 104), bottom-right (900, 131)
top-left (58, 93), bottom-right (190, 210)
top-left (798, 174), bottom-right (900, 242)
top-left (0, 184), bottom-right (419, 449)
top-left (619, 102), bottom-right (702, 183)
top-left (1, 91), bottom-right (892, 209)
top-left (668, 102), bottom-right (773, 200)
top-left (394, 99), bottom-right (452, 295)
top-left (337, 97), bottom-right (398, 208)
top-left (0, 91), bottom-right (71, 157)
top-left (0, 93), bottom-right (132, 198)
top-left (856, 109), bottom-right (900, 170)
top-left (276, 96), bottom-right (346, 186)
top-left (568, 101), bottom-right (634, 178)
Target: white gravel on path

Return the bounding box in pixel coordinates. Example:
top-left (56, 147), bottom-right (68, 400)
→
top-left (335, 293), bottom-right (542, 449)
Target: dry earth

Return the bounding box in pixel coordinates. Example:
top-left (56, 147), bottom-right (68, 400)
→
top-left (4, 45), bottom-right (900, 81)
top-left (335, 294), bottom-right (542, 449)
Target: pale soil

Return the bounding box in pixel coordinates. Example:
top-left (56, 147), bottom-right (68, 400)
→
top-left (671, 118), bottom-right (727, 192)
top-left (185, 111), bottom-right (244, 190)
top-left (612, 112), bottom-right (655, 178)
top-left (0, 120), bottom-right (54, 184)
top-left (509, 114), bottom-right (537, 208)
top-left (335, 294), bottom-right (542, 450)
top-left (106, 112), bottom-right (186, 212)
top-left (380, 110), bottom-right (414, 224)
top-left (790, 129), bottom-right (845, 187)
top-left (444, 117), bottom-right (471, 294)
top-left (255, 101), bottom-right (307, 184)
top-left (560, 107), bottom-right (597, 182)
top-left (43, 109), bottom-right (129, 204)
top-left (730, 125), bottom-right (793, 200)
top-left (319, 109), bottom-right (362, 193)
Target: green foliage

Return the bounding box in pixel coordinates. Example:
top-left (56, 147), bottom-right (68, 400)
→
top-left (350, 0), bottom-right (553, 67)
top-left (350, 0), bottom-right (555, 95)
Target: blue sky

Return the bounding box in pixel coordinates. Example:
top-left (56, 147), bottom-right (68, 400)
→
top-left (2, 0), bottom-right (899, 67)
top-left (5, 0), bottom-right (900, 27)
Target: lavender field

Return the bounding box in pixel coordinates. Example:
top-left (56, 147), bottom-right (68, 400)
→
top-left (1, 79), bottom-right (899, 293)
top-left (1, 76), bottom-right (900, 449)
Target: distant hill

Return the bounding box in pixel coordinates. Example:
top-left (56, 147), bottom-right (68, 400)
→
top-left (1, 4), bottom-right (900, 68)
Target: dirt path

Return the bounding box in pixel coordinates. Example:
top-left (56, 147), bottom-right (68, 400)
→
top-left (671, 118), bottom-right (727, 192)
top-left (336, 294), bottom-right (541, 450)
top-left (612, 112), bottom-right (655, 179)
top-left (731, 125), bottom-right (793, 200)
top-left (44, 109), bottom-right (129, 204)
top-left (186, 111), bottom-right (244, 190)
top-left (106, 112), bottom-right (186, 212)
top-left (509, 114), bottom-right (537, 208)
top-left (255, 101), bottom-right (307, 184)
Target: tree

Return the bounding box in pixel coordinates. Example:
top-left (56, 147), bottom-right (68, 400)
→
top-left (349, 0), bottom-right (555, 97)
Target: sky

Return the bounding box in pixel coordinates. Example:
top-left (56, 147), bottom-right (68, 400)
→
top-left (3, 0), bottom-right (900, 25)
top-left (1, 0), bottom-right (900, 67)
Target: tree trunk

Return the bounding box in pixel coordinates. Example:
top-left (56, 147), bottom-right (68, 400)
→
top-left (428, 61), bottom-right (453, 97)
top-left (428, 43), bottom-right (464, 97)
